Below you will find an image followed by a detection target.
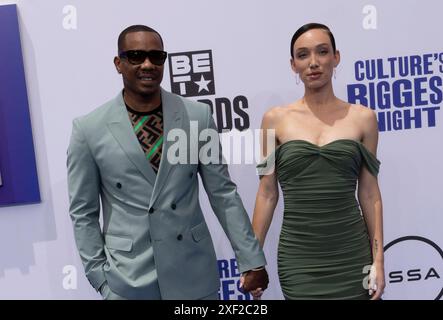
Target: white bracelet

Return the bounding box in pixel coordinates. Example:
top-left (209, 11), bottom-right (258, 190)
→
top-left (251, 267), bottom-right (264, 271)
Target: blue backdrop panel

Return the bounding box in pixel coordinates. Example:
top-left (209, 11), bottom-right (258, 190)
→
top-left (0, 4), bottom-right (40, 206)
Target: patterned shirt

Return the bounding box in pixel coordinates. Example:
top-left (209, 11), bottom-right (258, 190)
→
top-left (126, 103), bottom-right (163, 174)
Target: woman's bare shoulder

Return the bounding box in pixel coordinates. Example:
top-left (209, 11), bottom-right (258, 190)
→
top-left (261, 106), bottom-right (283, 126)
top-left (262, 102), bottom-right (299, 126)
top-left (350, 104), bottom-right (378, 137)
top-left (350, 103), bottom-right (376, 119)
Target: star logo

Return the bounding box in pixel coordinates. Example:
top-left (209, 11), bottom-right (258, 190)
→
top-left (194, 74), bottom-right (211, 93)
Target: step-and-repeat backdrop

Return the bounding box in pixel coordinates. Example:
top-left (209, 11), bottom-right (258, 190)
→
top-left (0, 0), bottom-right (441, 299)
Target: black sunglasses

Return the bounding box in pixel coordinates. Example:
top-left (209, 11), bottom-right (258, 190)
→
top-left (119, 50), bottom-right (168, 66)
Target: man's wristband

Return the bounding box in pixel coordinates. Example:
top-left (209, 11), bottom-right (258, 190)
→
top-left (251, 266), bottom-right (265, 271)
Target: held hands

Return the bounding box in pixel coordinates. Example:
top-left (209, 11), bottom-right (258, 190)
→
top-left (240, 267), bottom-right (269, 300)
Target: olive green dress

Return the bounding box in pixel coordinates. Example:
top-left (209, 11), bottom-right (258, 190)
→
top-left (258, 139), bottom-right (380, 299)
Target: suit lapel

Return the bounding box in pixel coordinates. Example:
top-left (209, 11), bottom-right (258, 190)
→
top-left (107, 92), bottom-right (157, 186)
top-left (150, 88), bottom-right (187, 205)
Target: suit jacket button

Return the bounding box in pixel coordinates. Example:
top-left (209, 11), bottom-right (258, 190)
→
top-left (171, 203), bottom-right (176, 210)
top-left (116, 182), bottom-right (122, 189)
top-left (149, 207), bottom-right (155, 214)
top-left (177, 234), bottom-right (183, 241)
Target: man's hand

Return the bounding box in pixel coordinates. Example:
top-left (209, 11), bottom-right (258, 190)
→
top-left (240, 268), bottom-right (269, 293)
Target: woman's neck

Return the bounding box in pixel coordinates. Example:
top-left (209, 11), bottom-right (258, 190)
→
top-left (302, 84), bottom-right (338, 111)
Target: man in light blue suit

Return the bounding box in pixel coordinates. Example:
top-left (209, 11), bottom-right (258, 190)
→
top-left (67, 25), bottom-right (268, 300)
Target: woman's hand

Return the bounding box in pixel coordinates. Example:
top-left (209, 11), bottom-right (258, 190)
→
top-left (369, 261), bottom-right (385, 300)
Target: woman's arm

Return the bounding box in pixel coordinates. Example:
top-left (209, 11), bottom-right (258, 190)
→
top-left (357, 107), bottom-right (385, 299)
top-left (253, 174), bottom-right (279, 248)
top-left (252, 109), bottom-right (280, 248)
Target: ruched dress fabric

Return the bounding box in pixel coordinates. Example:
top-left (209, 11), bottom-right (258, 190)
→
top-left (257, 139), bottom-right (380, 299)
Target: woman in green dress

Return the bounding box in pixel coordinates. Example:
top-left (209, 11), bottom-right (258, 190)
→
top-left (251, 23), bottom-right (385, 300)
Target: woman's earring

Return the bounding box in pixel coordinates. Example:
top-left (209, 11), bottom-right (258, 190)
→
top-left (295, 73), bottom-right (300, 85)
top-left (333, 68), bottom-right (337, 79)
